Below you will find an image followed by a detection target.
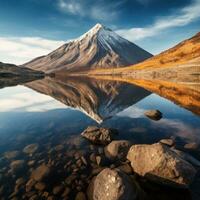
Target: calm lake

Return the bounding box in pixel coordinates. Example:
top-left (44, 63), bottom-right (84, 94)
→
top-left (0, 76), bottom-right (200, 199)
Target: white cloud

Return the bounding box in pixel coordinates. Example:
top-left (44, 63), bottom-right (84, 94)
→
top-left (117, 106), bottom-right (145, 118)
top-left (59, 0), bottom-right (82, 15)
top-left (117, 0), bottom-right (200, 41)
top-left (58, 0), bottom-right (123, 21)
top-left (0, 37), bottom-right (65, 65)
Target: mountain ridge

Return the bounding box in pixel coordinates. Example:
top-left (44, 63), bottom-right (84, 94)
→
top-left (23, 23), bottom-right (152, 73)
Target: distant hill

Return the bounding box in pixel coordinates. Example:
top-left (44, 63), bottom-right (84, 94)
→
top-left (23, 23), bottom-right (152, 73)
top-left (0, 62), bottom-right (44, 88)
top-left (0, 62), bottom-right (44, 77)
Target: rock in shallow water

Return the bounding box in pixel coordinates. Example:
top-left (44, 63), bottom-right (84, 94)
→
top-left (31, 164), bottom-right (50, 181)
top-left (34, 182), bottom-right (46, 191)
top-left (104, 140), bottom-right (131, 161)
top-left (127, 143), bottom-right (196, 188)
top-left (145, 110), bottom-right (162, 121)
top-left (87, 168), bottom-right (140, 200)
top-left (10, 160), bottom-right (25, 171)
top-left (81, 126), bottom-right (118, 145)
top-left (159, 138), bottom-right (174, 147)
top-left (75, 192), bottom-right (87, 200)
top-left (184, 142), bottom-right (199, 150)
top-left (23, 143), bottom-right (39, 155)
top-left (4, 151), bottom-right (20, 159)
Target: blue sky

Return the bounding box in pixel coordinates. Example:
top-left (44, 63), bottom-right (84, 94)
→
top-left (0, 0), bottom-right (200, 64)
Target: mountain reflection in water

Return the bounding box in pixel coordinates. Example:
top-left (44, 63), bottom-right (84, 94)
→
top-left (0, 76), bottom-right (200, 200)
top-left (26, 76), bottom-right (151, 123)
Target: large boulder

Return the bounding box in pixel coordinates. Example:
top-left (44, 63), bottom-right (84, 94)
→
top-left (144, 110), bottom-right (162, 120)
top-left (104, 140), bottom-right (131, 161)
top-left (87, 168), bottom-right (140, 200)
top-left (127, 143), bottom-right (196, 188)
top-left (81, 126), bottom-right (118, 145)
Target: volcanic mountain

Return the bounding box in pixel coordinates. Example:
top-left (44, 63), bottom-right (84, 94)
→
top-left (23, 24), bottom-right (152, 73)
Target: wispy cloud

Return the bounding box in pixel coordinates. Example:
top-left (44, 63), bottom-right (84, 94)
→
top-left (0, 37), bottom-right (65, 65)
top-left (117, 0), bottom-right (200, 41)
top-left (58, 0), bottom-right (124, 21)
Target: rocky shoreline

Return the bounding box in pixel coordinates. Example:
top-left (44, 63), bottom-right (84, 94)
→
top-left (0, 122), bottom-right (200, 200)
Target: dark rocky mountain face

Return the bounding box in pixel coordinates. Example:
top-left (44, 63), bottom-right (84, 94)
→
top-left (26, 76), bottom-right (151, 123)
top-left (23, 24), bottom-right (152, 73)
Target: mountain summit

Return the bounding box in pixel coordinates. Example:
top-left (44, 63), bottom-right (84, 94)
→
top-left (23, 24), bottom-right (152, 73)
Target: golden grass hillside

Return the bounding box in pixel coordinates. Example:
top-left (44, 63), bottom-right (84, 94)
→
top-left (88, 32), bottom-right (200, 75)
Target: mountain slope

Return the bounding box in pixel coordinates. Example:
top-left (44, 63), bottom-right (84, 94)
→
top-left (23, 24), bottom-right (152, 73)
top-left (89, 31), bottom-right (200, 75)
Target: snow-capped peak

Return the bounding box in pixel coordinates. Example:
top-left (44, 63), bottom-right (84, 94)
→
top-left (77, 23), bottom-right (105, 41)
top-left (76, 23), bottom-right (126, 51)
top-left (24, 23), bottom-right (152, 73)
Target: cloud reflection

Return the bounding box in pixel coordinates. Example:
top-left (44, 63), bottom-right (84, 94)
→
top-left (0, 86), bottom-right (66, 112)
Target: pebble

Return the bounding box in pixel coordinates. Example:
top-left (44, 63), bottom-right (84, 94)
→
top-left (53, 185), bottom-right (64, 195)
top-left (62, 187), bottom-right (70, 197)
top-left (75, 192), bottom-right (87, 200)
top-left (35, 182), bottom-right (46, 191)
top-left (96, 156), bottom-right (102, 166)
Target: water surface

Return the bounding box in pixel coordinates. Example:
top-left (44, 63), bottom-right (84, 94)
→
top-left (0, 76), bottom-right (200, 199)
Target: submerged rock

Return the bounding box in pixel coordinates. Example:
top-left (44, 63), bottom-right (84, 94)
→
top-left (10, 160), bottom-right (25, 171)
top-left (53, 185), bottom-right (64, 195)
top-left (104, 140), bottom-right (131, 161)
top-left (127, 143), bottom-right (196, 188)
top-left (87, 168), bottom-right (139, 200)
top-left (35, 182), bottom-right (46, 191)
top-left (75, 192), bottom-right (87, 200)
top-left (26, 179), bottom-right (36, 192)
top-left (23, 143), bottom-right (39, 155)
top-left (4, 151), bottom-right (20, 159)
top-left (145, 110), bottom-right (162, 120)
top-left (184, 142), bottom-right (199, 150)
top-left (159, 138), bottom-right (175, 147)
top-left (31, 164), bottom-right (50, 181)
top-left (81, 126), bottom-right (118, 145)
